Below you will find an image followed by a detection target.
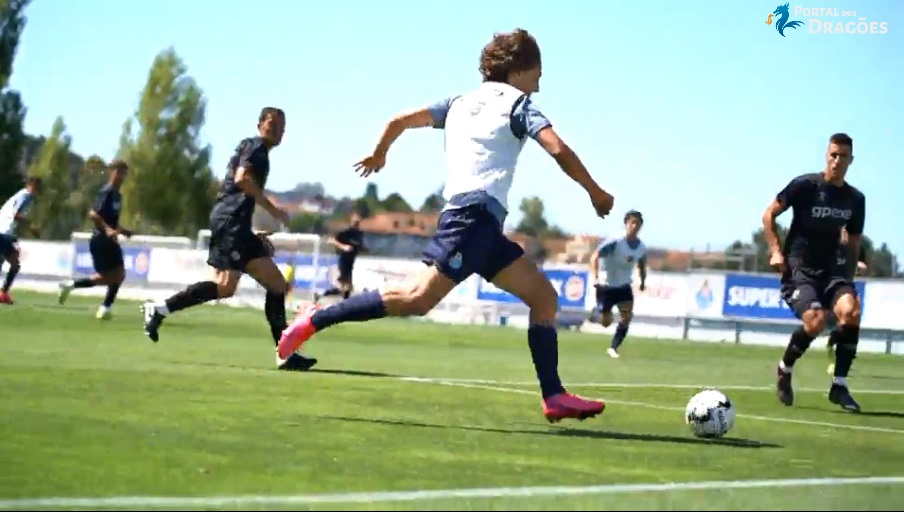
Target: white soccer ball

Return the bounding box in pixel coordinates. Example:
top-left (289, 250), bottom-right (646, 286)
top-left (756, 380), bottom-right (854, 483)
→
top-left (685, 388), bottom-right (736, 438)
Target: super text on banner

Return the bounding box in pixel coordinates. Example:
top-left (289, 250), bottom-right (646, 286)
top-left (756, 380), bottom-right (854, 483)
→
top-left (722, 273), bottom-right (867, 321)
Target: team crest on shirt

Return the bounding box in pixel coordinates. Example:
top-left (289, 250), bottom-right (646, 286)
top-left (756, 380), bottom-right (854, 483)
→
top-left (449, 252), bottom-right (463, 270)
top-left (626, 256), bottom-right (635, 263)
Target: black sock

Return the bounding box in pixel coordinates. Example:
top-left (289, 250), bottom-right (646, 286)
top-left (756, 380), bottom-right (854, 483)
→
top-left (322, 287), bottom-right (342, 297)
top-left (103, 284), bottom-right (120, 308)
top-left (528, 324), bottom-right (566, 398)
top-left (833, 325), bottom-right (860, 379)
top-left (342, 290), bottom-right (351, 299)
top-left (2, 263), bottom-right (19, 293)
top-left (781, 327), bottom-right (815, 369)
top-left (73, 278), bottom-right (95, 289)
top-left (164, 281), bottom-right (219, 314)
top-left (265, 292), bottom-right (287, 346)
top-left (611, 323), bottom-right (629, 350)
top-left (311, 289), bottom-right (387, 331)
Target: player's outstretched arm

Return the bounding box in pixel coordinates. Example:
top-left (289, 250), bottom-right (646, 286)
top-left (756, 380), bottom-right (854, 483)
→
top-left (762, 176), bottom-right (804, 261)
top-left (356, 98), bottom-right (455, 177)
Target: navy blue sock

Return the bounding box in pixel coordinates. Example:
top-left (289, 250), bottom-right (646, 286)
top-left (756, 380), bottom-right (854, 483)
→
top-left (311, 289), bottom-right (387, 331)
top-left (322, 287), bottom-right (342, 297)
top-left (611, 323), bottom-right (629, 350)
top-left (527, 325), bottom-right (566, 399)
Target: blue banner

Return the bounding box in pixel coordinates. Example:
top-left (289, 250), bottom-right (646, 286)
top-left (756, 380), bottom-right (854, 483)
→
top-left (72, 244), bottom-right (151, 282)
top-left (477, 269), bottom-right (589, 310)
top-left (274, 253), bottom-right (338, 292)
top-left (722, 273), bottom-right (866, 320)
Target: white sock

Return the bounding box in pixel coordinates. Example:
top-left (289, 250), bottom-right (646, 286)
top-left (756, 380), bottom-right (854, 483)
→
top-left (833, 376), bottom-right (848, 387)
top-left (779, 360), bottom-right (792, 373)
top-left (62, 280), bottom-right (74, 287)
top-left (155, 303), bottom-right (169, 316)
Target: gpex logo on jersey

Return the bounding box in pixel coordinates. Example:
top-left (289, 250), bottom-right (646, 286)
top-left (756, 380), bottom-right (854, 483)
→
top-left (811, 206), bottom-right (852, 220)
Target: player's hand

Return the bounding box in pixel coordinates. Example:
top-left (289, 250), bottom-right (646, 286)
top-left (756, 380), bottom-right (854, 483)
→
top-left (118, 228), bottom-right (133, 239)
top-left (354, 153), bottom-right (386, 178)
top-left (588, 188), bottom-right (614, 219)
top-left (106, 228), bottom-right (119, 241)
top-left (769, 250), bottom-right (787, 273)
top-left (270, 207), bottom-right (291, 227)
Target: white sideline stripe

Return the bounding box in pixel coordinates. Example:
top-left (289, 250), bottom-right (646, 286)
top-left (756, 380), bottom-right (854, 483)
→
top-left (2, 477), bottom-right (903, 509)
top-left (405, 378), bottom-right (904, 435)
top-left (402, 377), bottom-right (904, 395)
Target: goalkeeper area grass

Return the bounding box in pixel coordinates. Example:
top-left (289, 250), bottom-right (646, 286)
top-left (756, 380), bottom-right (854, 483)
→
top-left (2, 291), bottom-right (903, 510)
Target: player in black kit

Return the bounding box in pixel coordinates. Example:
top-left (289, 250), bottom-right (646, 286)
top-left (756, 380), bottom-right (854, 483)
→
top-left (762, 133), bottom-right (865, 412)
top-left (140, 107), bottom-right (317, 372)
top-left (314, 211), bottom-right (367, 303)
top-left (58, 160), bottom-right (133, 319)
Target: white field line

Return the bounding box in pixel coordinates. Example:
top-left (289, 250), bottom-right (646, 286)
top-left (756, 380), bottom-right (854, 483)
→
top-left (2, 476), bottom-right (903, 509)
top-left (403, 378), bottom-right (904, 435)
top-left (401, 377), bottom-right (904, 395)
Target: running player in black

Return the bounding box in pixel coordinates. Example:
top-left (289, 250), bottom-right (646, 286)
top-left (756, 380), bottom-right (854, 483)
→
top-left (140, 107), bottom-right (317, 372)
top-left (315, 211), bottom-right (366, 303)
top-left (58, 160), bottom-right (132, 319)
top-left (762, 133), bottom-right (865, 412)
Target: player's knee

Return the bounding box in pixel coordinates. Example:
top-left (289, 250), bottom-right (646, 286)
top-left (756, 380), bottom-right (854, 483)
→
top-left (114, 267), bottom-right (126, 284)
top-left (801, 309), bottom-right (828, 335)
top-left (835, 293), bottom-right (861, 326)
top-left (217, 282), bottom-right (238, 298)
top-left (619, 310), bottom-right (633, 325)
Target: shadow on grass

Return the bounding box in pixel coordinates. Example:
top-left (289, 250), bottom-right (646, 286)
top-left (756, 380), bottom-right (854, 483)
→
top-left (318, 415), bottom-right (781, 449)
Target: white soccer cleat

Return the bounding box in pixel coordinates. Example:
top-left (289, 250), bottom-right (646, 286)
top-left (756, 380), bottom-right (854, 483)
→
top-left (57, 282), bottom-right (73, 305)
top-left (96, 305), bottom-right (112, 320)
top-left (607, 347), bottom-right (620, 359)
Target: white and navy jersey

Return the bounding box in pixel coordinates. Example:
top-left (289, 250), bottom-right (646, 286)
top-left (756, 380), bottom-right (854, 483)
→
top-left (596, 235), bottom-right (648, 288)
top-left (426, 82), bottom-right (552, 220)
top-left (0, 188), bottom-right (35, 236)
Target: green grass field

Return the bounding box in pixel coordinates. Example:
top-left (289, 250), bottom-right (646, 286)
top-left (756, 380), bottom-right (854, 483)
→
top-left (2, 291), bottom-right (903, 510)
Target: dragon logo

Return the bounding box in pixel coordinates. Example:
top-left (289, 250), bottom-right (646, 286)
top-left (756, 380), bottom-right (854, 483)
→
top-left (766, 3), bottom-right (805, 37)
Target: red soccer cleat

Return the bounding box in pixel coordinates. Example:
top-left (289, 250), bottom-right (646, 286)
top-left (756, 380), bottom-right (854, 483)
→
top-left (0, 291), bottom-right (14, 305)
top-left (277, 303), bottom-right (322, 360)
top-left (542, 392), bottom-right (606, 423)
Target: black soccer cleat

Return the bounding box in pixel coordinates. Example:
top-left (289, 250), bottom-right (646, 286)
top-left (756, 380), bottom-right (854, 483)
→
top-left (277, 352), bottom-right (318, 372)
top-left (141, 302), bottom-right (165, 343)
top-left (776, 366), bottom-right (794, 406)
top-left (829, 383), bottom-right (861, 413)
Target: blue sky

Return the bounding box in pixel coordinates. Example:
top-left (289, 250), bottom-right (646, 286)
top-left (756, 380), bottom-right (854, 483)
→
top-left (10, 0), bottom-right (903, 257)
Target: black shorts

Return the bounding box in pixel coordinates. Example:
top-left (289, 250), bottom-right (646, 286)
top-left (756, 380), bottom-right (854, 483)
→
top-left (595, 284), bottom-right (634, 312)
top-left (337, 256), bottom-right (354, 284)
top-left (89, 234), bottom-right (124, 274)
top-left (0, 234), bottom-right (18, 260)
top-left (206, 221), bottom-right (270, 272)
top-left (780, 268), bottom-right (857, 320)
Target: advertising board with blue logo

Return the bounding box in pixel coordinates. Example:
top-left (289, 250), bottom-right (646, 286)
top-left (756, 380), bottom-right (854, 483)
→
top-left (72, 244), bottom-right (151, 282)
top-left (722, 273), bottom-right (866, 320)
top-left (274, 253), bottom-right (338, 292)
top-left (476, 269), bottom-right (589, 310)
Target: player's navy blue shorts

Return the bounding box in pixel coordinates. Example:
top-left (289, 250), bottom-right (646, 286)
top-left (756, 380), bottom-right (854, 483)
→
top-left (422, 199), bottom-right (524, 284)
top-left (0, 234), bottom-right (18, 259)
top-left (595, 284), bottom-right (634, 312)
top-left (89, 234), bottom-right (125, 274)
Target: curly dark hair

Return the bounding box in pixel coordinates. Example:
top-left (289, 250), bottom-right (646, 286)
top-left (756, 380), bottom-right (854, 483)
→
top-left (479, 28), bottom-right (542, 83)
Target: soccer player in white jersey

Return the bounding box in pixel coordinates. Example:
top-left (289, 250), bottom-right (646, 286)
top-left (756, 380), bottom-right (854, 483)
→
top-left (278, 28), bottom-right (615, 422)
top-left (588, 210), bottom-right (647, 358)
top-left (0, 177), bottom-right (43, 305)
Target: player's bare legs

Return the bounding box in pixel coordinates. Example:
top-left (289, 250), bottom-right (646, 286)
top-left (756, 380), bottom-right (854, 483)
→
top-left (826, 290), bottom-right (862, 412)
top-left (491, 256), bottom-right (605, 422)
top-left (607, 301), bottom-right (634, 358)
top-left (58, 267), bottom-right (126, 318)
top-left (776, 305), bottom-right (827, 406)
top-left (0, 247), bottom-right (20, 305)
top-left (280, 265), bottom-right (455, 358)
